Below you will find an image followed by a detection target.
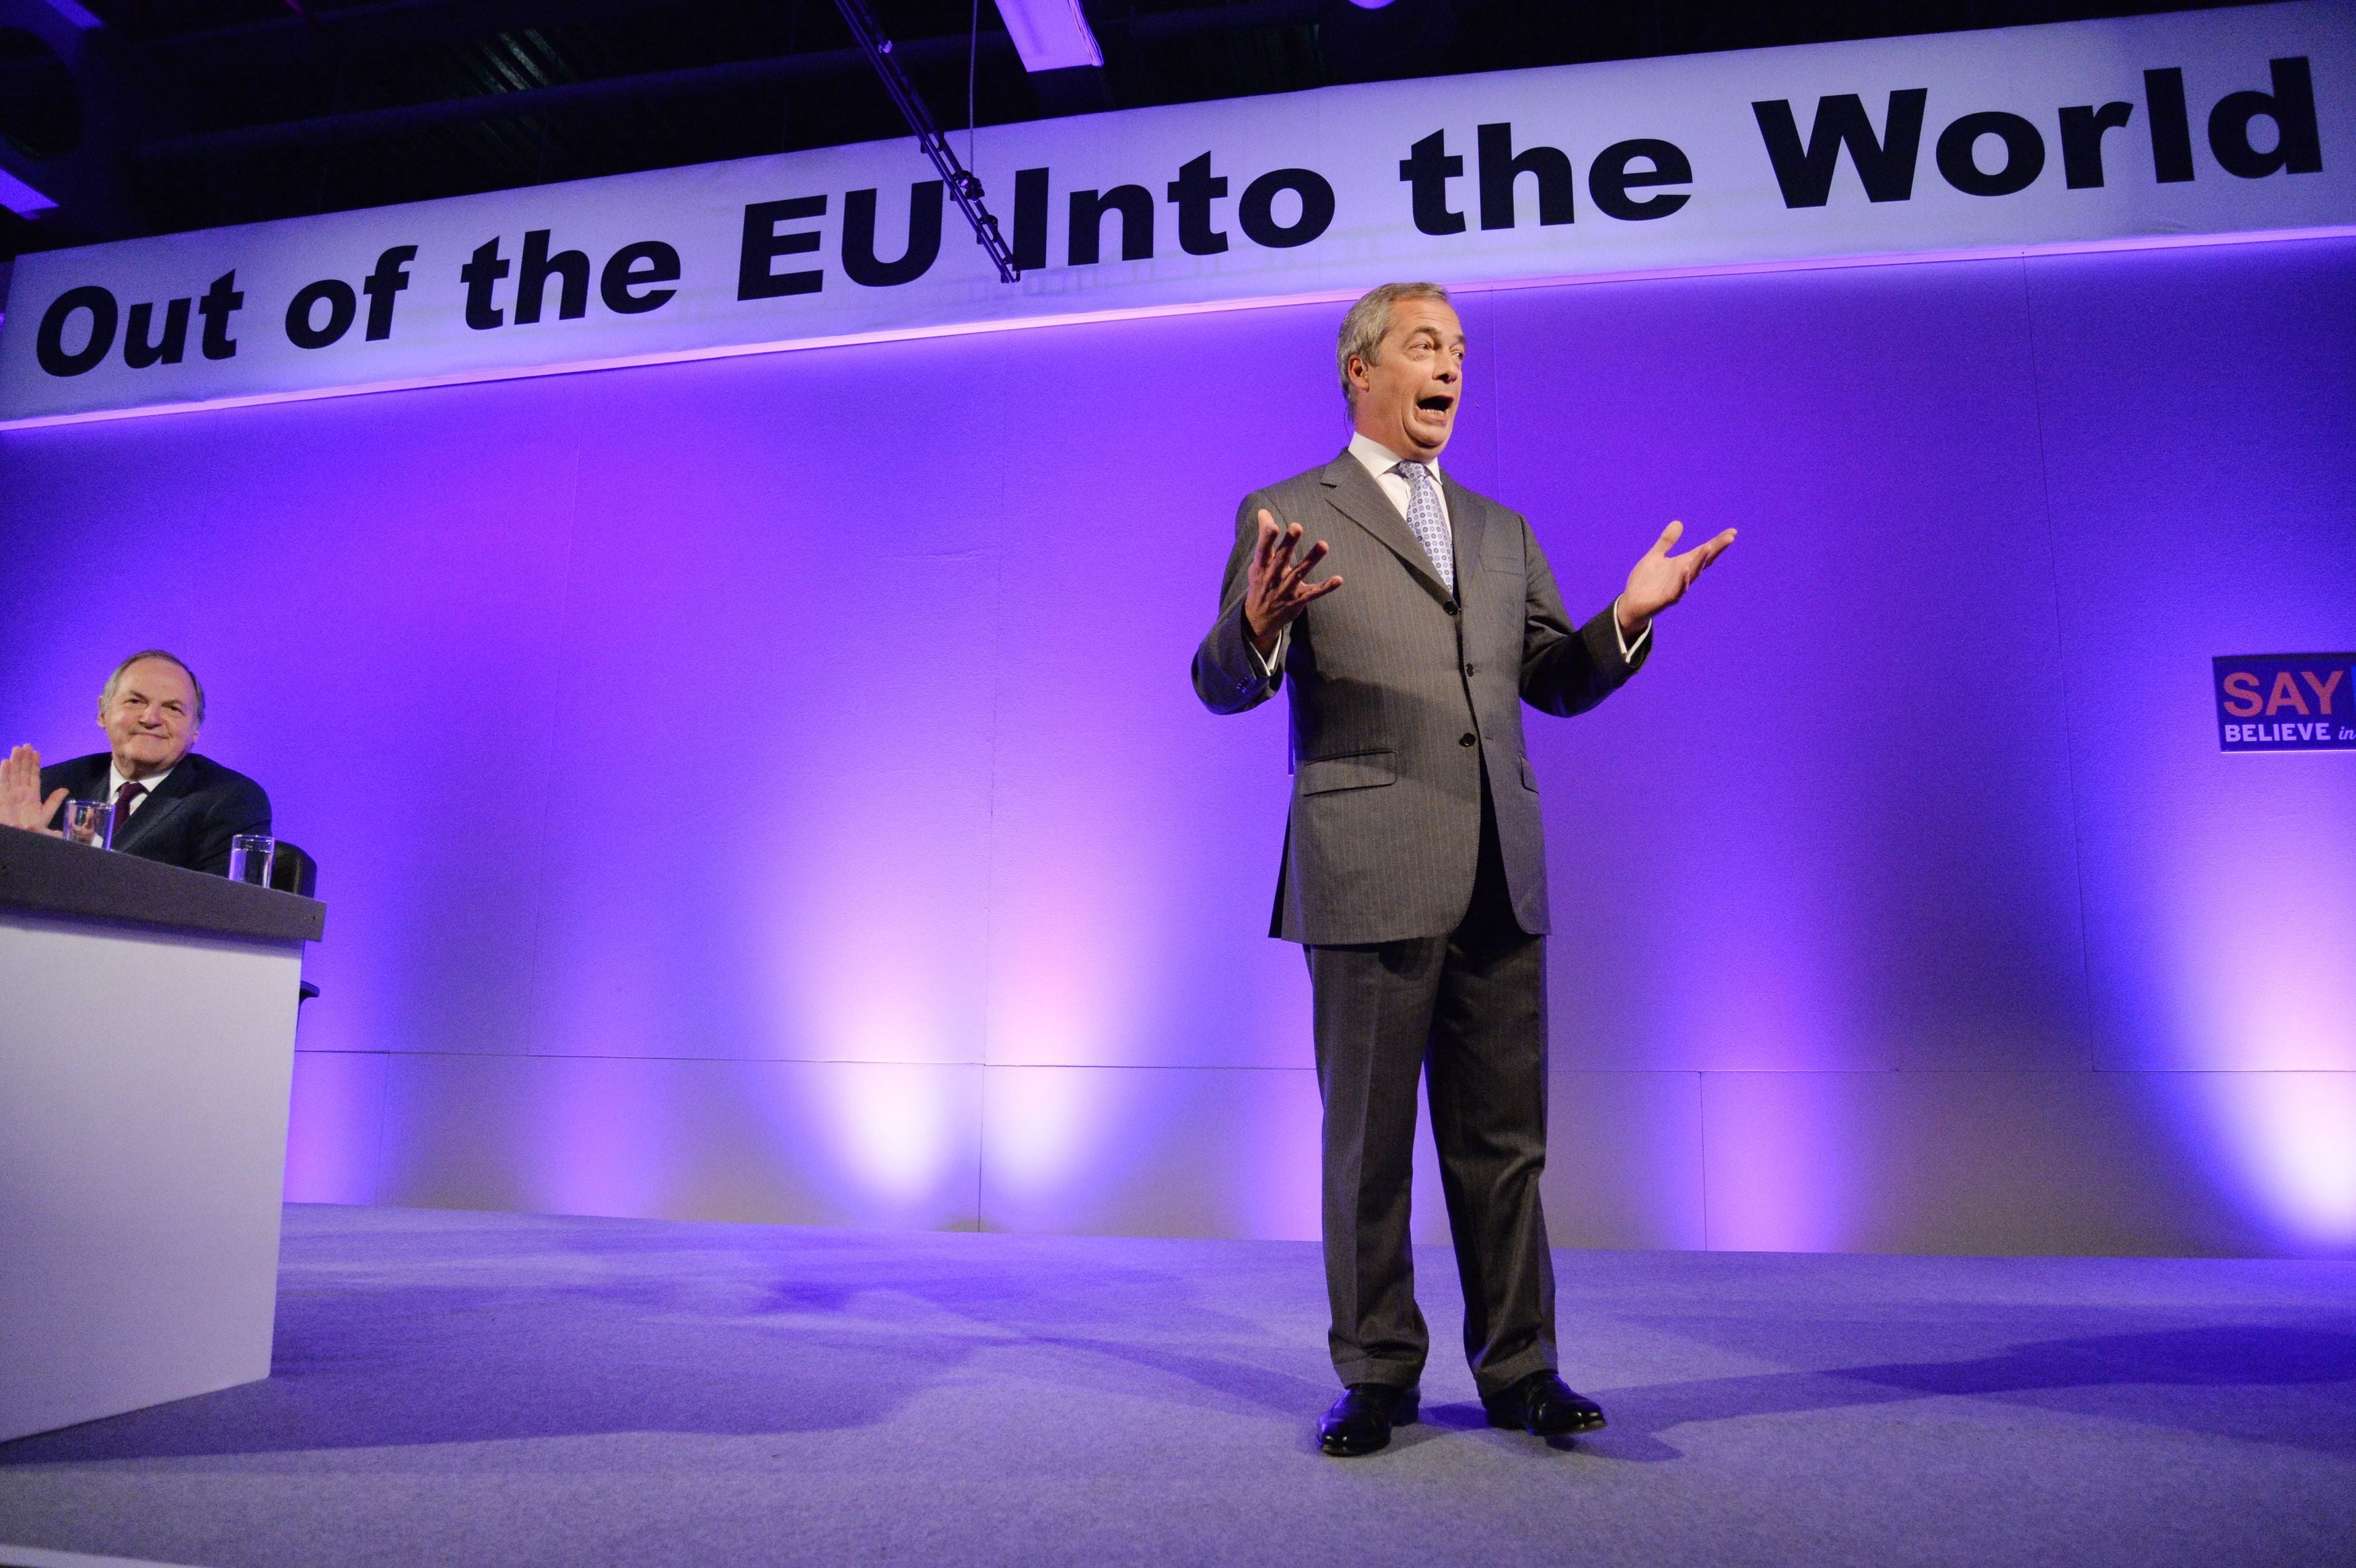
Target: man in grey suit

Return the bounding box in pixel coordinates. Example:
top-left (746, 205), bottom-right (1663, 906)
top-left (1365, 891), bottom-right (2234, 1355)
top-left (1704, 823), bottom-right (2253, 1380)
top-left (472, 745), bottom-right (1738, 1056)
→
top-left (1193, 282), bottom-right (1732, 1456)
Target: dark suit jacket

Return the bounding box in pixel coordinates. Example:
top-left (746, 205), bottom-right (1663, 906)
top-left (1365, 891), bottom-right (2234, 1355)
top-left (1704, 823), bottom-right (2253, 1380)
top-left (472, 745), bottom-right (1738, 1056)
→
top-left (41, 752), bottom-right (273, 878)
top-left (1192, 451), bottom-right (1645, 946)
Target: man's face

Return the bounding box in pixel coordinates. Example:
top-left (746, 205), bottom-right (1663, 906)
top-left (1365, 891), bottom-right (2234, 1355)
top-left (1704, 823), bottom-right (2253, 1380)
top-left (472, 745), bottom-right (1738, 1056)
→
top-left (1349, 297), bottom-right (1465, 462)
top-left (100, 658), bottom-right (201, 778)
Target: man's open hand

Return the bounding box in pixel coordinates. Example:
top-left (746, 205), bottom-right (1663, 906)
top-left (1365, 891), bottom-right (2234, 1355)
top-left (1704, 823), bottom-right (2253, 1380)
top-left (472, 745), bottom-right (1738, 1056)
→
top-left (1245, 509), bottom-right (1344, 656)
top-left (1, 744), bottom-right (65, 834)
top-left (1620, 520), bottom-right (1736, 637)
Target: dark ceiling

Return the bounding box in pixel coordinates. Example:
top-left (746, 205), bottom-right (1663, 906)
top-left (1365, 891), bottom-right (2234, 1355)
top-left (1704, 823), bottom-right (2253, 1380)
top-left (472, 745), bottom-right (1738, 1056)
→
top-left (0, 0), bottom-right (2255, 263)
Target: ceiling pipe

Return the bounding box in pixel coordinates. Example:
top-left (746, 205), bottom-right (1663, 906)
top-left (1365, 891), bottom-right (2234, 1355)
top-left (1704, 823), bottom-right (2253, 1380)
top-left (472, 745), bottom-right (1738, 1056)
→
top-left (136, 0), bottom-right (691, 54)
top-left (135, 0), bottom-right (1325, 167)
top-left (137, 33), bottom-right (1008, 163)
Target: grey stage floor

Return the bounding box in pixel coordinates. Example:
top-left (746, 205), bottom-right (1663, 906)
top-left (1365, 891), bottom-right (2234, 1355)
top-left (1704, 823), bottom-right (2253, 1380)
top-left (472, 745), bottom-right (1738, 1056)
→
top-left (2, 1206), bottom-right (2352, 1568)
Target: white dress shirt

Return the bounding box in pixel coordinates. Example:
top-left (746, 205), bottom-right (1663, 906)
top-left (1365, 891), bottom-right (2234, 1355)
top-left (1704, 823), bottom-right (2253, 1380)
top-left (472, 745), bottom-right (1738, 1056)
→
top-left (106, 759), bottom-right (176, 829)
top-left (1249, 432), bottom-right (1650, 676)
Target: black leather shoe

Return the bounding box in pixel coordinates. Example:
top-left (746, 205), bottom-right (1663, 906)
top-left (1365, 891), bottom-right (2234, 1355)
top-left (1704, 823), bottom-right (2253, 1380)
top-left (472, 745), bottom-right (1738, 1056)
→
top-left (1482, 1371), bottom-right (1606, 1437)
top-left (1318, 1382), bottom-right (1419, 1456)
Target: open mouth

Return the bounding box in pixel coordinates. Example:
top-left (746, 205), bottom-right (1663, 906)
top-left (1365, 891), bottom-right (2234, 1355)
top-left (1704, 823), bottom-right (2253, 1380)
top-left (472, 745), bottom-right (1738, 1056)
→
top-left (1415, 394), bottom-right (1455, 414)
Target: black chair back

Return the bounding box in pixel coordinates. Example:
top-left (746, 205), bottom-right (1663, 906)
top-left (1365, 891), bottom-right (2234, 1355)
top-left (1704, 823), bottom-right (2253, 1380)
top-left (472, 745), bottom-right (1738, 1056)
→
top-left (271, 840), bottom-right (319, 899)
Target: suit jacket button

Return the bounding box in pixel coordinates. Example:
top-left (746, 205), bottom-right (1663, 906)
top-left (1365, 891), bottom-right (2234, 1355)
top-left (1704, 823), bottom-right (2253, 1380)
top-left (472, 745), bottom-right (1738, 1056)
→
top-left (1459, 732), bottom-right (1477, 748)
top-left (1464, 664), bottom-right (1478, 676)
top-left (1443, 602), bottom-right (1459, 616)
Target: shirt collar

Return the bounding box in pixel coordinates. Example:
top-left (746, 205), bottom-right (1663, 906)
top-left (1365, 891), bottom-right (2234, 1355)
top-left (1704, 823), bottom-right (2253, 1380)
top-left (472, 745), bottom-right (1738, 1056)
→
top-left (108, 758), bottom-right (178, 801)
top-left (1348, 430), bottom-right (1442, 485)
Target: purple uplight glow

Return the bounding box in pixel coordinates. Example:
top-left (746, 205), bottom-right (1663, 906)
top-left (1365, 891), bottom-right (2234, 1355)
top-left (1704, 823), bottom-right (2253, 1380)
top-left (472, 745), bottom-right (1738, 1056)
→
top-left (532, 1056), bottom-right (669, 1217)
top-left (1698, 1074), bottom-right (1859, 1254)
top-left (3, 236), bottom-right (2351, 1256)
top-left (810, 1063), bottom-right (976, 1212)
top-left (2194, 1073), bottom-right (2356, 1248)
top-left (281, 1050), bottom-right (387, 1204)
top-left (988, 847), bottom-right (1156, 1070)
top-left (2154, 767), bottom-right (2356, 1075)
top-left (981, 1068), bottom-right (1128, 1210)
top-left (2137, 777), bottom-right (2356, 1249)
top-left (2023, 237), bottom-right (2356, 1252)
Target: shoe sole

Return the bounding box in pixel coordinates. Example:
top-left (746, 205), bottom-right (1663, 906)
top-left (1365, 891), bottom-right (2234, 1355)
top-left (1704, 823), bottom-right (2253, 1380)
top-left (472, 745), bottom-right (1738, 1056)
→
top-left (1483, 1407), bottom-right (1607, 1436)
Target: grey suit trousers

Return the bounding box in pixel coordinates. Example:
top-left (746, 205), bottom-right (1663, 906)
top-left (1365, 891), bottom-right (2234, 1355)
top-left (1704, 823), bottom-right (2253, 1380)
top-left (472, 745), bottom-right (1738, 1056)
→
top-left (1309, 764), bottom-right (1554, 1399)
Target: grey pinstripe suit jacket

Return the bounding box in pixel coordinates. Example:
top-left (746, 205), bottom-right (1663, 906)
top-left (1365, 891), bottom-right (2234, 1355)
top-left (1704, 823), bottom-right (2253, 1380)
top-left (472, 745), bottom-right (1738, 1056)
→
top-left (1192, 451), bottom-right (1647, 946)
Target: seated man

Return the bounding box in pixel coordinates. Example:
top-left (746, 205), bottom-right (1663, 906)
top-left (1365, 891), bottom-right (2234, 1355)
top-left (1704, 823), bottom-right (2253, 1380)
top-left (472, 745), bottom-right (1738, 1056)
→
top-left (0, 649), bottom-right (270, 877)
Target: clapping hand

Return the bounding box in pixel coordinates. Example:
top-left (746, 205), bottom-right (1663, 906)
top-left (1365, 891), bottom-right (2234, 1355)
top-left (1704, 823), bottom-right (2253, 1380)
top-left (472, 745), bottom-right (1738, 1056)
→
top-left (1, 744), bottom-right (65, 834)
top-left (1619, 520), bottom-right (1737, 637)
top-left (1244, 509), bottom-right (1344, 656)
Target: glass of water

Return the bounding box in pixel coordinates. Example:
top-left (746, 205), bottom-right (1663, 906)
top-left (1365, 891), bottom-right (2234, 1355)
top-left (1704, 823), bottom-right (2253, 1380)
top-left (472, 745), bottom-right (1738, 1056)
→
top-left (228, 834), bottom-right (276, 886)
top-left (61, 799), bottom-right (114, 847)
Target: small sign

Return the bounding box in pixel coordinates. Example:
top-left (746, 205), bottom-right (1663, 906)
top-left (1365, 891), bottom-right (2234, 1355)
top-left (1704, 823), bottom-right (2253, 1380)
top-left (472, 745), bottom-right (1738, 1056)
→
top-left (2214, 653), bottom-right (2356, 752)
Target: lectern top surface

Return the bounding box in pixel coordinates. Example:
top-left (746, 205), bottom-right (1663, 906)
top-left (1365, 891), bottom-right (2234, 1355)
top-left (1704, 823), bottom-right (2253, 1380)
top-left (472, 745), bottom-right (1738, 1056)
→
top-left (0, 829), bottom-right (324, 944)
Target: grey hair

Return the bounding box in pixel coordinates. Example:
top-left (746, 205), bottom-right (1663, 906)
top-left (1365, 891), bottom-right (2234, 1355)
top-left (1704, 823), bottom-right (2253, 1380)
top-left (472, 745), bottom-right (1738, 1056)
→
top-left (1337, 281), bottom-right (1454, 411)
top-left (101, 649), bottom-right (207, 725)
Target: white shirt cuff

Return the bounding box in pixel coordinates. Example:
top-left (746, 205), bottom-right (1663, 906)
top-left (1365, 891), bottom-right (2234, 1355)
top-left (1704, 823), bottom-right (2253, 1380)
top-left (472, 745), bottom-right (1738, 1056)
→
top-left (1248, 624), bottom-right (1289, 680)
top-left (1612, 597), bottom-right (1652, 662)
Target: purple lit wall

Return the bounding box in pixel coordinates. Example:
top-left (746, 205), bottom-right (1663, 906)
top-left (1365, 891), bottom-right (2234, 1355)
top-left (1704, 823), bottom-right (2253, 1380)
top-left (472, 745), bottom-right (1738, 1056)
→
top-left (3, 236), bottom-right (2351, 1257)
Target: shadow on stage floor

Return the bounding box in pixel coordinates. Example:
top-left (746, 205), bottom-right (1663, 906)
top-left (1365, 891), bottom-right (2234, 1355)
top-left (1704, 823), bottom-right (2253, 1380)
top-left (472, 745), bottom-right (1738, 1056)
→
top-left (2, 1205), bottom-right (2351, 1568)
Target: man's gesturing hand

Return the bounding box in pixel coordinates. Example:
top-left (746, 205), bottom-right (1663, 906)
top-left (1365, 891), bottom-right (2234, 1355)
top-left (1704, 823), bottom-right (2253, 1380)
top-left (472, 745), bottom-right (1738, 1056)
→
top-left (1618, 520), bottom-right (1736, 637)
top-left (1, 744), bottom-right (65, 834)
top-left (1245, 509), bottom-right (1343, 657)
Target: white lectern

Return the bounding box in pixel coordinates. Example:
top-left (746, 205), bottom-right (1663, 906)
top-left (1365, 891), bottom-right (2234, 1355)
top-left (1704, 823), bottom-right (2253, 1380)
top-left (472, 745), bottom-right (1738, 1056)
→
top-left (0, 828), bottom-right (324, 1444)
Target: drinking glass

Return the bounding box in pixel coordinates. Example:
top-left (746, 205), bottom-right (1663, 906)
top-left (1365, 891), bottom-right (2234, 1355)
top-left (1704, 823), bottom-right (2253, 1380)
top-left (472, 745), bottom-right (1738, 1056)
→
top-left (228, 834), bottom-right (276, 886)
top-left (61, 799), bottom-right (114, 848)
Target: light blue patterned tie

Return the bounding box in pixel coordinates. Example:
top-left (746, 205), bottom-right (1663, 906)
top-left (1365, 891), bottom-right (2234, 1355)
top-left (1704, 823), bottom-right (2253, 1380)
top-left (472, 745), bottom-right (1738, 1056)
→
top-left (1395, 460), bottom-right (1454, 592)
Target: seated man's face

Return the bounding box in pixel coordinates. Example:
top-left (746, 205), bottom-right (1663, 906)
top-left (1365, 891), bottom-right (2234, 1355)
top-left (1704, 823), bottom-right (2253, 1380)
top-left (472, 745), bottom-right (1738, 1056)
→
top-left (102, 658), bottom-right (201, 778)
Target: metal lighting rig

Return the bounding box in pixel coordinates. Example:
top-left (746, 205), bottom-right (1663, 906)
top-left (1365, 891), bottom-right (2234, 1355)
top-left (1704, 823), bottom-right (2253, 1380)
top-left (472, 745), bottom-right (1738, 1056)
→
top-left (831, 0), bottom-right (1023, 283)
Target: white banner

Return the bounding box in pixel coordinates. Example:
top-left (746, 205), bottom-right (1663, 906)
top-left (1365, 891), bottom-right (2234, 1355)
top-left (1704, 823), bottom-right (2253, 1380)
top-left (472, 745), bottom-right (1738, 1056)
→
top-left (3, 1), bottom-right (2349, 425)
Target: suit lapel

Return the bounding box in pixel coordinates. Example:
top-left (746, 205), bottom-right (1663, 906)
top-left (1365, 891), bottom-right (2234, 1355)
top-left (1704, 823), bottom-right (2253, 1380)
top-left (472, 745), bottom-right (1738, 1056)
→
top-left (113, 760), bottom-right (197, 854)
top-left (1318, 453), bottom-right (1451, 602)
top-left (115, 797), bottom-right (186, 854)
top-left (59, 755), bottom-right (108, 798)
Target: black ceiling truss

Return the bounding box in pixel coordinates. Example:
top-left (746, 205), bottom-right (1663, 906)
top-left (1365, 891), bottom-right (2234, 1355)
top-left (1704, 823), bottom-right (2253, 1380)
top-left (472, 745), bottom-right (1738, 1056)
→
top-left (829, 0), bottom-right (1020, 281)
